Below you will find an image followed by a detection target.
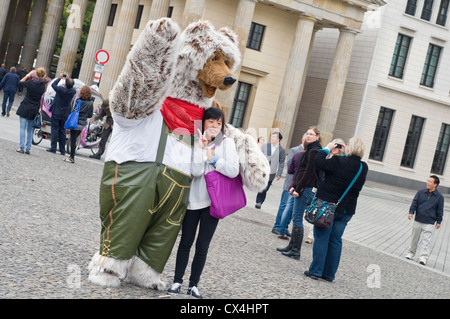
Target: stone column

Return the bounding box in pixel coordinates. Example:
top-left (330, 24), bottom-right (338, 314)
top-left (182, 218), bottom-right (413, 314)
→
top-left (215, 0), bottom-right (258, 117)
top-left (272, 15), bottom-right (316, 148)
top-left (21, 0), bottom-right (47, 72)
top-left (148, 0), bottom-right (171, 20)
top-left (317, 28), bottom-right (358, 145)
top-left (36, 0), bottom-right (65, 76)
top-left (99, 0), bottom-right (140, 97)
top-left (0, 0), bottom-right (17, 62)
top-left (182, 0), bottom-right (206, 29)
top-left (0, 0), bottom-right (11, 45)
top-left (78, 0), bottom-right (112, 85)
top-left (5, 0), bottom-right (32, 69)
top-left (56, 0), bottom-right (88, 77)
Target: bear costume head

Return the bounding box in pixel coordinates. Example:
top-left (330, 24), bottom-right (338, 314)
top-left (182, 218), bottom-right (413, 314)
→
top-left (169, 21), bottom-right (241, 107)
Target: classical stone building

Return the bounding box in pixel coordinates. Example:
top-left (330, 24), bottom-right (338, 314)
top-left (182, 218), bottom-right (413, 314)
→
top-left (298, 0), bottom-right (450, 192)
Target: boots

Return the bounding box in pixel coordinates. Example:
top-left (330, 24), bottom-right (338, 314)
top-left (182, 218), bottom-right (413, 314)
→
top-left (281, 226), bottom-right (303, 260)
top-left (90, 149), bottom-right (103, 160)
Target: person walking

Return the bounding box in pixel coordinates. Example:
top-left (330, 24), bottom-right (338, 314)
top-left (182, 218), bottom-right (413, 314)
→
top-left (63, 85), bottom-right (93, 164)
top-left (0, 64), bottom-right (6, 83)
top-left (47, 73), bottom-right (76, 155)
top-left (278, 126), bottom-right (322, 260)
top-left (89, 99), bottom-right (113, 160)
top-left (168, 107), bottom-right (239, 299)
top-left (304, 137), bottom-right (368, 282)
top-left (15, 68), bottom-right (47, 154)
top-left (405, 175), bottom-right (444, 265)
top-left (272, 133), bottom-right (305, 236)
top-left (0, 66), bottom-right (20, 117)
top-left (255, 132), bottom-right (286, 209)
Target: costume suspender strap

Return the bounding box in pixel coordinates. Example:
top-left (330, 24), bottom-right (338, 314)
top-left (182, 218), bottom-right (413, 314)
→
top-left (156, 121), bottom-right (168, 164)
top-left (337, 163), bottom-right (363, 205)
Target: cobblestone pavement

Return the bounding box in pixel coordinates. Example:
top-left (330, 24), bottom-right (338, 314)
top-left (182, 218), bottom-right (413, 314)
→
top-left (1, 103), bottom-right (449, 301)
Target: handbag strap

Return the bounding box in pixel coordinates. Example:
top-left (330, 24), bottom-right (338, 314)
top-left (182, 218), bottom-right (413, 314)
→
top-left (337, 163), bottom-right (363, 205)
top-left (210, 136), bottom-right (227, 150)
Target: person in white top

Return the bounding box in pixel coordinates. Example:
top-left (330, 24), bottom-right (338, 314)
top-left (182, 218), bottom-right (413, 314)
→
top-left (168, 107), bottom-right (239, 299)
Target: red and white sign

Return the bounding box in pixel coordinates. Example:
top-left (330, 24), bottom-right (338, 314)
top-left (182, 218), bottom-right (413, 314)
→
top-left (95, 50), bottom-right (109, 64)
top-left (93, 72), bottom-right (102, 83)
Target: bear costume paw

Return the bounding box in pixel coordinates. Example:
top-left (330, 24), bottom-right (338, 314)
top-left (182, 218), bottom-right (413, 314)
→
top-left (124, 256), bottom-right (166, 291)
top-left (87, 252), bottom-right (131, 288)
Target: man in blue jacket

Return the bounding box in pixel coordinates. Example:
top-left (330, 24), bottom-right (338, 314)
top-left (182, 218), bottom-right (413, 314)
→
top-left (47, 73), bottom-right (76, 154)
top-left (0, 66), bottom-right (20, 117)
top-left (406, 175), bottom-right (444, 265)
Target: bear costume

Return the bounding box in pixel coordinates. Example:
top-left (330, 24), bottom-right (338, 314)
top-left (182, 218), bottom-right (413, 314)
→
top-left (88, 18), bottom-right (270, 289)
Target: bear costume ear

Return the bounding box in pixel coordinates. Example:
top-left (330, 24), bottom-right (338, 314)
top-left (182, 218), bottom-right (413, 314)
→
top-left (219, 27), bottom-right (238, 45)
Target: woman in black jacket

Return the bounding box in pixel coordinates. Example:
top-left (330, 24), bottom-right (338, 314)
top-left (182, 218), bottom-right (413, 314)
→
top-left (279, 126), bottom-right (322, 260)
top-left (16, 68), bottom-right (46, 154)
top-left (63, 85), bottom-right (93, 163)
top-left (304, 137), bottom-right (368, 282)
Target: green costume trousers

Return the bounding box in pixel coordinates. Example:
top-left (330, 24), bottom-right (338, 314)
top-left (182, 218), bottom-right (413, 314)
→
top-left (99, 161), bottom-right (191, 273)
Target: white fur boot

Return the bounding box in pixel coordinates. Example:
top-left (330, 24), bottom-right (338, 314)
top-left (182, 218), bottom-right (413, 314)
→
top-left (87, 252), bottom-right (131, 288)
top-left (124, 256), bottom-right (166, 291)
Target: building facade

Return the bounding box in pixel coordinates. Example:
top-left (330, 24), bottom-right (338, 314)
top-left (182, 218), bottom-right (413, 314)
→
top-left (297, 0), bottom-right (450, 192)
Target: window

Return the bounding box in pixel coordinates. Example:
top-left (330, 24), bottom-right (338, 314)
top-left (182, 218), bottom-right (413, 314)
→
top-left (431, 123), bottom-right (450, 174)
top-left (167, 6), bottom-right (173, 18)
top-left (369, 107), bottom-right (395, 161)
top-left (401, 115), bottom-right (425, 168)
top-left (421, 0), bottom-right (434, 21)
top-left (134, 5), bottom-right (144, 29)
top-left (420, 44), bottom-right (442, 88)
top-left (107, 3), bottom-right (118, 27)
top-left (230, 82), bottom-right (252, 128)
top-left (389, 34), bottom-right (412, 79)
top-left (405, 0), bottom-right (418, 15)
top-left (247, 22), bottom-right (265, 51)
top-left (436, 0), bottom-right (450, 26)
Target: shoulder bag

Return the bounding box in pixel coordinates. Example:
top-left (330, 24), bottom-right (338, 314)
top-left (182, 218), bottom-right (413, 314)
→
top-left (204, 137), bottom-right (247, 219)
top-left (64, 99), bottom-right (81, 130)
top-left (305, 163), bottom-right (363, 228)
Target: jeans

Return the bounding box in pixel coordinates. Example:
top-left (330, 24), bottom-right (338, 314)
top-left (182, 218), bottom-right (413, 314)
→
top-left (292, 187), bottom-right (315, 228)
top-left (2, 90), bottom-right (15, 115)
top-left (19, 116), bottom-right (34, 151)
top-left (278, 195), bottom-right (294, 236)
top-left (272, 189), bottom-right (290, 231)
top-left (69, 129), bottom-right (81, 159)
top-left (308, 212), bottom-right (353, 280)
top-left (174, 207), bottom-right (219, 287)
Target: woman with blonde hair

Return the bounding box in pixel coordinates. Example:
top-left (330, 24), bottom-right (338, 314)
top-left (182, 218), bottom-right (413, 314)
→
top-left (16, 68), bottom-right (46, 154)
top-left (63, 85), bottom-right (93, 163)
top-left (304, 136), bottom-right (368, 282)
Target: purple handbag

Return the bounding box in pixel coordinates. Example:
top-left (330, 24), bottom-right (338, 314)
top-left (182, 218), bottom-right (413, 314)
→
top-left (204, 171), bottom-right (247, 219)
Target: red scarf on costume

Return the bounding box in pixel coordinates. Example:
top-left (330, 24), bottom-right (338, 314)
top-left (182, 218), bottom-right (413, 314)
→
top-left (160, 97), bottom-right (204, 135)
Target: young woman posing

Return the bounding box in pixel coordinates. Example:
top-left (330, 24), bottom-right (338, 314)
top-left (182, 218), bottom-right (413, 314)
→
top-left (168, 107), bottom-right (239, 299)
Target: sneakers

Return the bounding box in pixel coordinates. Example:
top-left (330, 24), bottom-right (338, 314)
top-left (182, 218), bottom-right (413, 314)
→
top-left (168, 283), bottom-right (203, 299)
top-left (187, 286), bottom-right (203, 299)
top-left (168, 282), bottom-right (181, 295)
top-left (419, 257), bottom-right (427, 265)
top-left (405, 252), bottom-right (414, 260)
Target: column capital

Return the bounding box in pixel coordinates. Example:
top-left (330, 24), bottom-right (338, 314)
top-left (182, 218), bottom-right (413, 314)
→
top-left (338, 27), bottom-right (360, 35)
top-left (297, 13), bottom-right (317, 23)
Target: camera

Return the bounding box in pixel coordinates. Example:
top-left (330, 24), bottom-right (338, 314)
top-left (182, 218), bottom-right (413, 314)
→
top-left (63, 73), bottom-right (67, 78)
top-left (335, 144), bottom-right (342, 149)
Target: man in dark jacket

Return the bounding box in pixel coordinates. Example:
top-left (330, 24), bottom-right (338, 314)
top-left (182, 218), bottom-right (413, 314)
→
top-left (406, 175), bottom-right (444, 265)
top-left (47, 73), bottom-right (76, 154)
top-left (0, 66), bottom-right (20, 117)
top-left (0, 64), bottom-right (6, 83)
